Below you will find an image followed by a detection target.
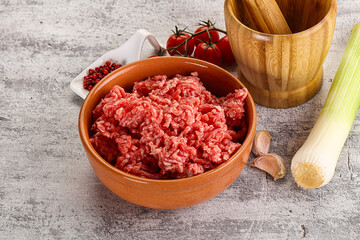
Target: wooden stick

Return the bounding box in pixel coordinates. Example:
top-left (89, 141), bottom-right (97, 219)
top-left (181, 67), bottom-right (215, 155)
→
top-left (242, 0), bottom-right (271, 33)
top-left (242, 0), bottom-right (292, 34)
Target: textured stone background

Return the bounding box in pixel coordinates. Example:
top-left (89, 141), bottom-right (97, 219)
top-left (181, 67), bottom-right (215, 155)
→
top-left (1, 0), bottom-right (360, 239)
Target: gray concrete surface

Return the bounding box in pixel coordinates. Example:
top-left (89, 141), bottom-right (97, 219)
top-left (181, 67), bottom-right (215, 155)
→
top-left (1, 0), bottom-right (360, 239)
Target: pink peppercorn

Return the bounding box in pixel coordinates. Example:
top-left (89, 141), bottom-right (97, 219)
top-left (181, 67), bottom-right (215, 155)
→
top-left (83, 61), bottom-right (122, 91)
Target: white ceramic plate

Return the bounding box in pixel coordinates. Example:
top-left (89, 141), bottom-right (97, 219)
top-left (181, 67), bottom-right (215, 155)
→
top-left (70, 29), bottom-right (163, 99)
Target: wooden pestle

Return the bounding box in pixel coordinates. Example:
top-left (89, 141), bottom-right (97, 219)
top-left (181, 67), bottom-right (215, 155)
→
top-left (242, 0), bottom-right (292, 34)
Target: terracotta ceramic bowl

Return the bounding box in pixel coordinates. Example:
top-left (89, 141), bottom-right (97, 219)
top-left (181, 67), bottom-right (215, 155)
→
top-left (78, 56), bottom-right (257, 209)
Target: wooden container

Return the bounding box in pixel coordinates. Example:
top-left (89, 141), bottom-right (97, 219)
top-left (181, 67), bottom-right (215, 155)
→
top-left (224, 0), bottom-right (337, 108)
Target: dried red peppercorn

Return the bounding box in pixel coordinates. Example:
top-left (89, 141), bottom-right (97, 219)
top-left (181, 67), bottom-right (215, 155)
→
top-left (83, 61), bottom-right (122, 90)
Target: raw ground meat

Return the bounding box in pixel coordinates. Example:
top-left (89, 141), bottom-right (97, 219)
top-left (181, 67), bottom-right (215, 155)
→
top-left (90, 72), bottom-right (248, 179)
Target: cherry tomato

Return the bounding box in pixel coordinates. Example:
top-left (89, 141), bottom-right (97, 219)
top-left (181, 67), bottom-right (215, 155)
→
top-left (194, 42), bottom-right (221, 65)
top-left (194, 26), bottom-right (220, 44)
top-left (217, 36), bottom-right (236, 64)
top-left (166, 28), bottom-right (194, 56)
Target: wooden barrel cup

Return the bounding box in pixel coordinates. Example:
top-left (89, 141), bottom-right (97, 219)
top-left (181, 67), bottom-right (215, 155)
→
top-left (224, 0), bottom-right (337, 108)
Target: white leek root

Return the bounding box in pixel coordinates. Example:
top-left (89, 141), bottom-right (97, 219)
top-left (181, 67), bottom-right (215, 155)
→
top-left (291, 23), bottom-right (360, 189)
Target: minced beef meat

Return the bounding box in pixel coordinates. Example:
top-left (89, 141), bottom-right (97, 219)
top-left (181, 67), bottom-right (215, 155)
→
top-left (90, 72), bottom-right (248, 179)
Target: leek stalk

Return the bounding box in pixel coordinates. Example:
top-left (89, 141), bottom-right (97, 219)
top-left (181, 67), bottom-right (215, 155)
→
top-left (291, 23), bottom-right (360, 189)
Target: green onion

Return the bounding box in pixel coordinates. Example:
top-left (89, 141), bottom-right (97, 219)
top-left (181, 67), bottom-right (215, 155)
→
top-left (291, 23), bottom-right (360, 189)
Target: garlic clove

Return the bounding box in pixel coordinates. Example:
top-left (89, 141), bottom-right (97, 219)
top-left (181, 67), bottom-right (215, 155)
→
top-left (252, 130), bottom-right (272, 156)
top-left (250, 153), bottom-right (286, 180)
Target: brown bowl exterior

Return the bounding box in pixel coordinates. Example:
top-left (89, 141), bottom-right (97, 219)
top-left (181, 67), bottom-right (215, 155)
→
top-left (224, 0), bottom-right (337, 108)
top-left (79, 57), bottom-right (257, 209)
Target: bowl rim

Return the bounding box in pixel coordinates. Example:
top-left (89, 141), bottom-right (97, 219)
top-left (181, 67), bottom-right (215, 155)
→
top-left (79, 56), bottom-right (257, 185)
top-left (224, 0), bottom-right (337, 37)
